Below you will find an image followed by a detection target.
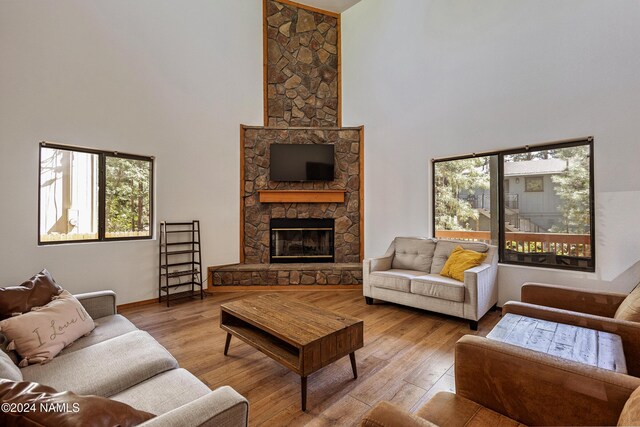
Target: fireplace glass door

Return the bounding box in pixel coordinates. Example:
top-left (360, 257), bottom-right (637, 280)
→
top-left (270, 218), bottom-right (334, 263)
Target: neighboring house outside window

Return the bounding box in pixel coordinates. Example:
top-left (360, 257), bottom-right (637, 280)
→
top-left (433, 138), bottom-right (594, 272)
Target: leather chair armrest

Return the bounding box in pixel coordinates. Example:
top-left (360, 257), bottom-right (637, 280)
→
top-left (502, 301), bottom-right (640, 376)
top-left (455, 335), bottom-right (640, 426)
top-left (521, 282), bottom-right (626, 317)
top-left (360, 402), bottom-right (436, 427)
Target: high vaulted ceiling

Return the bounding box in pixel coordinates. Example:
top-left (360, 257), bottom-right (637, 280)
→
top-left (294, 0), bottom-right (361, 14)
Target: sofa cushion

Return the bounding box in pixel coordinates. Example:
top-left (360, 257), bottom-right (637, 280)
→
top-left (370, 269), bottom-right (426, 293)
top-left (431, 240), bottom-right (489, 274)
top-left (0, 269), bottom-right (62, 319)
top-left (411, 275), bottom-right (466, 302)
top-left (615, 284), bottom-right (640, 323)
top-left (440, 246), bottom-right (487, 282)
top-left (110, 368), bottom-right (211, 416)
top-left (0, 379), bottom-right (155, 427)
top-left (0, 290), bottom-right (95, 366)
top-left (60, 314), bottom-right (138, 355)
top-left (21, 330), bottom-right (178, 397)
top-left (0, 349), bottom-right (21, 381)
top-left (391, 237), bottom-right (436, 272)
top-left (417, 392), bottom-right (526, 427)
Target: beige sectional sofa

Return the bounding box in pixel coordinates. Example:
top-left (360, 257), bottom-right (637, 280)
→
top-left (0, 290), bottom-right (248, 427)
top-left (363, 237), bottom-right (498, 329)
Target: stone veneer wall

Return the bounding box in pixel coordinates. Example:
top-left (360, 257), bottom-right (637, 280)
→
top-left (243, 127), bottom-right (360, 264)
top-left (265, 0), bottom-right (339, 127)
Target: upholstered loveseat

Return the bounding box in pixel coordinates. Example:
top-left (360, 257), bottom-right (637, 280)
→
top-left (363, 237), bottom-right (498, 329)
top-left (0, 290), bottom-right (248, 426)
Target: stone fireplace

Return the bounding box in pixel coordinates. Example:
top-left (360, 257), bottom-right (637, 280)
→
top-left (208, 0), bottom-right (363, 287)
top-left (270, 218), bottom-right (334, 263)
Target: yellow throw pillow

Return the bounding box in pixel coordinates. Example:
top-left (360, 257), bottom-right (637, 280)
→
top-left (440, 246), bottom-right (487, 282)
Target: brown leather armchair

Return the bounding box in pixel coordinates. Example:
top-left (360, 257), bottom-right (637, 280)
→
top-left (503, 282), bottom-right (640, 376)
top-left (361, 335), bottom-right (640, 426)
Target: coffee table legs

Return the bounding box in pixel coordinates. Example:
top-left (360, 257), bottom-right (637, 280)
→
top-left (299, 353), bottom-right (357, 411)
top-left (301, 376), bottom-right (307, 411)
top-left (223, 332), bottom-right (232, 356)
top-left (349, 352), bottom-right (358, 378)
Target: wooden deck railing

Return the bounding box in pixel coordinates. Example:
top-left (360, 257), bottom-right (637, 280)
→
top-left (434, 230), bottom-right (591, 257)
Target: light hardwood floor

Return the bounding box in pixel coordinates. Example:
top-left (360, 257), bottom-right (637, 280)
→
top-left (120, 291), bottom-right (501, 426)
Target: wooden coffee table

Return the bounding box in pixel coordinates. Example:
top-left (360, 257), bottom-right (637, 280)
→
top-left (220, 293), bottom-right (364, 410)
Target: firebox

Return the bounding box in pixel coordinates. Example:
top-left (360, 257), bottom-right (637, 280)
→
top-left (270, 218), bottom-right (335, 263)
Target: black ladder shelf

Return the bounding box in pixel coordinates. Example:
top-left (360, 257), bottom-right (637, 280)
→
top-left (159, 220), bottom-right (203, 307)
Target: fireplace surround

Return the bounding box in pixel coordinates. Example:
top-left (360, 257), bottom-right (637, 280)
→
top-left (270, 218), bottom-right (335, 263)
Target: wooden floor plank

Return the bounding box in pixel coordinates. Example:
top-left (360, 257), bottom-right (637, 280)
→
top-left (120, 291), bottom-right (500, 426)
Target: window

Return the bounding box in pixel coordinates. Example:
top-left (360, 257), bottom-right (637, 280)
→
top-left (524, 176), bottom-right (544, 192)
top-left (39, 142), bottom-right (153, 244)
top-left (433, 138), bottom-right (594, 272)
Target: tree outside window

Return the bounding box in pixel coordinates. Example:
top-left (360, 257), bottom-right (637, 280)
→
top-left (39, 143), bottom-right (153, 244)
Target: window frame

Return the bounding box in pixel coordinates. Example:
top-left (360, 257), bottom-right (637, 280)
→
top-left (431, 137), bottom-right (595, 273)
top-left (524, 176), bottom-right (544, 192)
top-left (38, 141), bottom-right (154, 245)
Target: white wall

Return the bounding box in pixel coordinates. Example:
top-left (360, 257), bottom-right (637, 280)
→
top-left (0, 0), bottom-right (263, 304)
top-left (342, 0), bottom-right (640, 304)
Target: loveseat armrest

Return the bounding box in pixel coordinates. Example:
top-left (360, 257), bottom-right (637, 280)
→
top-left (140, 386), bottom-right (248, 427)
top-left (462, 263), bottom-right (497, 321)
top-left (455, 335), bottom-right (640, 426)
top-left (364, 255), bottom-right (394, 274)
top-left (74, 290), bottom-right (117, 318)
top-left (521, 282), bottom-right (627, 317)
top-left (463, 262), bottom-right (492, 282)
top-left (361, 401), bottom-right (436, 427)
top-left (503, 301), bottom-right (640, 376)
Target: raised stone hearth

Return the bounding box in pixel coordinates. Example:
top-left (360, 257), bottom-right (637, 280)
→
top-left (209, 263), bottom-right (362, 286)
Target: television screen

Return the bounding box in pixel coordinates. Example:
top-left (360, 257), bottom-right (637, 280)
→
top-left (270, 144), bottom-right (335, 182)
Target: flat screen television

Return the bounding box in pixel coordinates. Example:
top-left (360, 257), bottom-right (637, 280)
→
top-left (270, 143), bottom-right (335, 182)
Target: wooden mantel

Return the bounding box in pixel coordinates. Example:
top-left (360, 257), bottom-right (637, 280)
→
top-left (258, 190), bottom-right (346, 203)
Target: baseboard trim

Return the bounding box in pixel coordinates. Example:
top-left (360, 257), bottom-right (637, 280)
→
top-left (117, 298), bottom-right (157, 310)
top-left (206, 284), bottom-right (362, 292)
top-left (117, 285), bottom-right (362, 309)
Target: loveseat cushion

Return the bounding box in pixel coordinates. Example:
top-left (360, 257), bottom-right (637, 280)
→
top-left (110, 368), bottom-right (211, 415)
top-left (391, 237), bottom-right (436, 272)
top-left (431, 240), bottom-right (489, 274)
top-left (411, 275), bottom-right (465, 302)
top-left (370, 269), bottom-right (426, 293)
top-left (417, 392), bottom-right (526, 427)
top-left (21, 330), bottom-right (178, 397)
top-left (59, 314), bottom-right (138, 355)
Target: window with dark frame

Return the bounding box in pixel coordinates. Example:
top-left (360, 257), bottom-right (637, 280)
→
top-left (432, 138), bottom-right (594, 272)
top-left (38, 142), bottom-right (154, 244)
